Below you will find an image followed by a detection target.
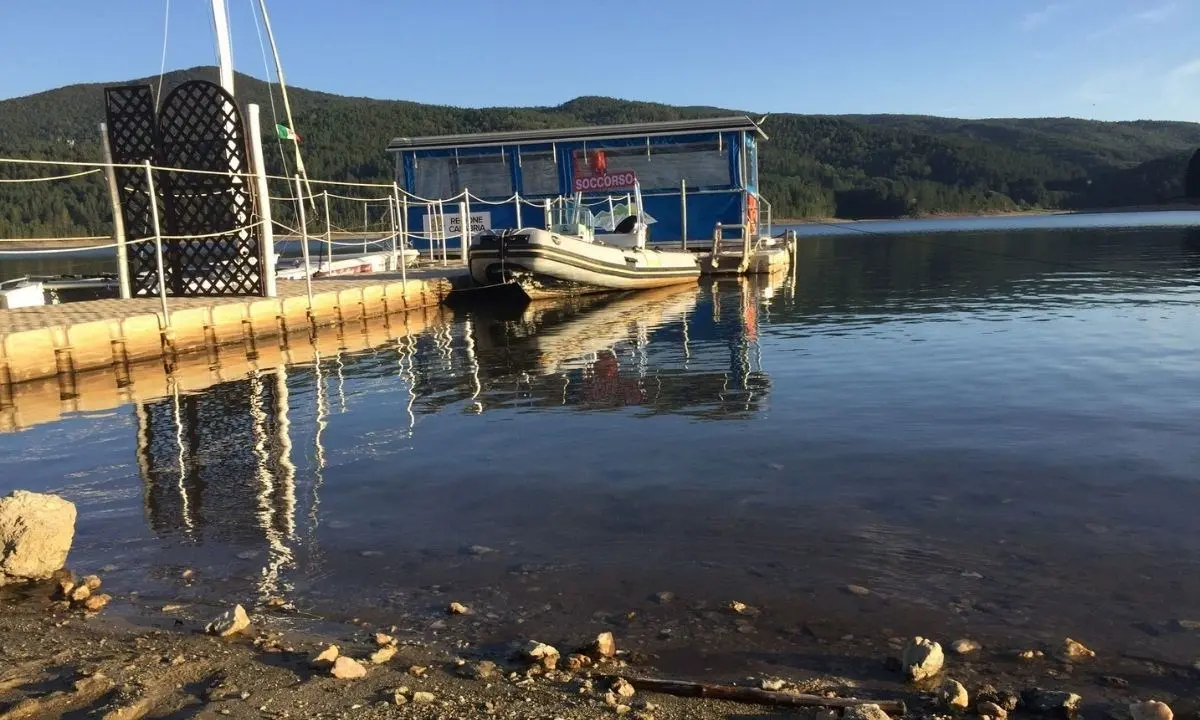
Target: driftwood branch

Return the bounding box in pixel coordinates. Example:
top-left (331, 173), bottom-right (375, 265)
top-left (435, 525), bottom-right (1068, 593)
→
top-left (617, 676), bottom-right (907, 715)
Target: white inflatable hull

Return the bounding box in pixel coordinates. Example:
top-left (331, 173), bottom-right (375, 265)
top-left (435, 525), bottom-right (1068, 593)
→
top-left (469, 228), bottom-right (699, 300)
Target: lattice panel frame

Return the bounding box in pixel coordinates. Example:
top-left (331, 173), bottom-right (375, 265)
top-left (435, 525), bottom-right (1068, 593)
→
top-left (156, 80), bottom-right (263, 296)
top-left (104, 85), bottom-right (162, 297)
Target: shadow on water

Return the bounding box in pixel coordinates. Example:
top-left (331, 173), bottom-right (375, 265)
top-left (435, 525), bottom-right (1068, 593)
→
top-left (3, 222), bottom-right (1200, 683)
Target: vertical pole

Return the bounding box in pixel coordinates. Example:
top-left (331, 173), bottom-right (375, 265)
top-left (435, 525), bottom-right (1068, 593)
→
top-left (322, 190), bottom-right (332, 270)
top-left (392, 183), bottom-right (408, 289)
top-left (294, 175), bottom-right (314, 307)
top-left (100, 123), bottom-right (130, 299)
top-left (513, 192), bottom-right (522, 230)
top-left (607, 196), bottom-right (614, 230)
top-left (210, 0), bottom-right (236, 95)
top-left (439, 200), bottom-right (449, 266)
top-left (680, 178), bottom-right (688, 250)
top-left (543, 198), bottom-right (552, 229)
top-left (399, 193), bottom-right (410, 262)
top-left (142, 161), bottom-right (170, 326)
top-left (459, 200), bottom-right (470, 267)
top-left (363, 201), bottom-right (369, 254)
top-left (386, 195), bottom-right (399, 270)
top-left (246, 104), bottom-right (277, 297)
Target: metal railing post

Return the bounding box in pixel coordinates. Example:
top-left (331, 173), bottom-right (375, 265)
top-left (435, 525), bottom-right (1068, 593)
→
top-left (458, 200), bottom-right (470, 268)
top-left (323, 190), bottom-right (333, 271)
top-left (439, 200), bottom-right (448, 266)
top-left (246, 104), bottom-right (276, 297)
top-left (294, 174), bottom-right (314, 308)
top-left (512, 192), bottom-right (522, 230)
top-left (100, 123), bottom-right (131, 299)
top-left (392, 183), bottom-right (408, 290)
top-left (142, 161), bottom-right (170, 326)
top-left (680, 178), bottom-right (688, 250)
top-left (710, 222), bottom-right (722, 269)
top-left (543, 198), bottom-right (552, 229)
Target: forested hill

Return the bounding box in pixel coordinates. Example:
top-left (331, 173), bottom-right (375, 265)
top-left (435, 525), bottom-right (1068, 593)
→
top-left (2, 66), bottom-right (1199, 237)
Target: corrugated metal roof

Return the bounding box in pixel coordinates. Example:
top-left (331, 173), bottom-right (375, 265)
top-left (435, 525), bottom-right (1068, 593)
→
top-left (386, 115), bottom-right (767, 152)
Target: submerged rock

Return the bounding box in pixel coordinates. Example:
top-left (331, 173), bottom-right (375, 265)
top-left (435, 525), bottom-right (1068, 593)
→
top-left (653, 591), bottom-right (675, 604)
top-left (81, 574), bottom-right (102, 590)
top-left (1021, 688), bottom-right (1082, 717)
top-left (901, 637), bottom-right (944, 681)
top-left (205, 605), bottom-right (250, 637)
top-left (844, 703), bottom-right (892, 720)
top-left (1062, 638), bottom-right (1095, 660)
top-left (1130, 701), bottom-right (1173, 720)
top-left (938, 678), bottom-right (969, 709)
top-left (845, 584), bottom-right (872, 597)
top-left (0, 490), bottom-right (76, 586)
top-left (951, 638), bottom-right (981, 655)
top-left (82, 593), bottom-right (111, 613)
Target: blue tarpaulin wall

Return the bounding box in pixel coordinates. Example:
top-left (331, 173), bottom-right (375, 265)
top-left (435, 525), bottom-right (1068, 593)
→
top-left (395, 129), bottom-right (758, 247)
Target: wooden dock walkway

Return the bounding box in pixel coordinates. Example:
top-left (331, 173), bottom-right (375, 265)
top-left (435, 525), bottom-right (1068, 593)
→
top-left (0, 269), bottom-right (468, 386)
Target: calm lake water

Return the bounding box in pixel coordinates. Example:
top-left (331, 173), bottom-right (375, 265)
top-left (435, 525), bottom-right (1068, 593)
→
top-left (2, 214), bottom-right (1200, 675)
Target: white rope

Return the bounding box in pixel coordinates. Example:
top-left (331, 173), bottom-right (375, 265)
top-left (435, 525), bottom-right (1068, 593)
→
top-left (323, 191), bottom-right (393, 202)
top-left (0, 156), bottom-right (258, 179)
top-left (0, 241), bottom-right (123, 255)
top-left (158, 220), bottom-right (265, 241)
top-left (156, 0), bottom-right (171, 101)
top-left (0, 168), bottom-right (103, 183)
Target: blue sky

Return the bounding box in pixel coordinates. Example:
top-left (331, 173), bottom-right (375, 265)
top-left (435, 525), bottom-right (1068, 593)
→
top-left (2, 0), bottom-right (1198, 121)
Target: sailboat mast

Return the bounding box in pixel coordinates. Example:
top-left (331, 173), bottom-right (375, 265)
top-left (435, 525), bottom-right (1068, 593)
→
top-left (255, 0), bottom-right (313, 202)
top-left (210, 0), bottom-right (235, 95)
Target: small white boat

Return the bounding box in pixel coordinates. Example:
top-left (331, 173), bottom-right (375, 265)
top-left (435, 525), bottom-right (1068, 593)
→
top-left (468, 187), bottom-right (700, 300)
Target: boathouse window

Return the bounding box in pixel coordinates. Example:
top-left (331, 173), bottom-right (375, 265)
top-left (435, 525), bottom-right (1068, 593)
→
top-left (413, 153), bottom-right (513, 199)
top-left (519, 150), bottom-right (559, 196)
top-left (595, 141), bottom-right (730, 190)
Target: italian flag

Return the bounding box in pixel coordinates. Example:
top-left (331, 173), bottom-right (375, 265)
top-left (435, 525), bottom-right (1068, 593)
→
top-left (275, 124), bottom-right (301, 142)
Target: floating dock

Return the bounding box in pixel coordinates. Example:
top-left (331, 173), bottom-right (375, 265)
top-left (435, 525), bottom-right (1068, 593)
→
top-left (0, 269), bottom-right (467, 387)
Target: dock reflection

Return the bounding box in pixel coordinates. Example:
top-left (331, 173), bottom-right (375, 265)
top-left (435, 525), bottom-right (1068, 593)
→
top-left (49, 276), bottom-right (785, 604)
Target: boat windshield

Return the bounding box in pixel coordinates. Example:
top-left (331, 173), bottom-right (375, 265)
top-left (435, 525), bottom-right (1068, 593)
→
top-left (549, 201), bottom-right (595, 235)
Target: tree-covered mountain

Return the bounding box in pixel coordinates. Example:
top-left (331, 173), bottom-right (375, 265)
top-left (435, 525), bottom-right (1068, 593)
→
top-left (1, 66), bottom-right (1198, 238)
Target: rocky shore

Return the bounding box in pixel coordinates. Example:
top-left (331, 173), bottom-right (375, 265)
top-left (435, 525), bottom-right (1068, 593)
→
top-left (2, 490), bottom-right (1197, 719)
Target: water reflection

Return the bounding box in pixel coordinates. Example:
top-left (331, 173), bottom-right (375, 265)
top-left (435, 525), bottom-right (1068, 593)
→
top-left (125, 275), bottom-right (783, 603)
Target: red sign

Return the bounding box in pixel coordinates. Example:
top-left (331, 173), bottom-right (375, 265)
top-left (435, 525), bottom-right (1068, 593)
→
top-left (573, 170), bottom-right (638, 193)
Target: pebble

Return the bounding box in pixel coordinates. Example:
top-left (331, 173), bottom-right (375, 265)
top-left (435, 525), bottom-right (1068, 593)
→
top-left (614, 705), bottom-right (632, 716)
top-left (448, 602), bottom-right (469, 615)
top-left (845, 584), bottom-right (872, 597)
top-left (611, 677), bottom-right (635, 698)
top-left (938, 679), bottom-right (969, 709)
top-left (524, 640), bottom-right (560, 670)
top-left (1018, 649), bottom-right (1045, 661)
top-left (1062, 638), bottom-right (1095, 659)
top-left (594, 632), bottom-right (617, 658)
top-left (844, 704), bottom-right (892, 720)
top-left (68, 584), bottom-right (91, 602)
top-left (901, 637), bottom-right (945, 681)
top-left (330, 657), bottom-right (366, 680)
top-left (467, 660), bottom-right (499, 680)
top-left (1130, 701), bottom-right (1173, 720)
top-left (368, 646), bottom-right (396, 665)
top-left (951, 638), bottom-right (981, 654)
top-left (205, 605), bottom-right (250, 637)
top-left (979, 701), bottom-right (1008, 719)
top-left (310, 645), bottom-right (339, 667)
top-left (654, 591), bottom-right (675, 604)
top-left (1020, 688), bottom-right (1081, 717)
top-left (407, 665), bottom-right (428, 677)
top-left (466, 544), bottom-right (496, 556)
top-left (82, 594), bottom-right (111, 613)
top-left (728, 600), bottom-right (749, 614)
top-left (81, 575), bottom-right (102, 590)
top-left (760, 678), bottom-right (787, 691)
top-left (411, 691), bottom-right (436, 704)
top-left (1101, 676), bottom-right (1129, 689)
top-left (374, 632), bottom-right (395, 647)
top-left (566, 654), bottom-right (592, 670)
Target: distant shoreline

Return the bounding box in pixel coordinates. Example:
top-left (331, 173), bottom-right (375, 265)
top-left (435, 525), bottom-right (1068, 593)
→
top-left (776, 202), bottom-right (1200, 226)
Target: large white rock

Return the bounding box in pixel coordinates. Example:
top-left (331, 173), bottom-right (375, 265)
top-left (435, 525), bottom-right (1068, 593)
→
top-left (0, 491), bottom-right (76, 586)
top-left (901, 636), bottom-right (945, 682)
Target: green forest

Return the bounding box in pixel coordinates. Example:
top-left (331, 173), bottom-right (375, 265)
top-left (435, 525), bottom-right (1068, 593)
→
top-left (1, 66), bottom-right (1199, 238)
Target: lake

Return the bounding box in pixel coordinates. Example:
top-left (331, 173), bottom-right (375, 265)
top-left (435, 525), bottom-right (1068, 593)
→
top-left (2, 213), bottom-right (1199, 680)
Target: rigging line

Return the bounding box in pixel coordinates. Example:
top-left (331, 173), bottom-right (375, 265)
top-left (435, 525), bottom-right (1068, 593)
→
top-left (800, 217), bottom-right (1165, 280)
top-left (156, 0), bottom-right (172, 101)
top-left (248, 0), bottom-right (291, 180)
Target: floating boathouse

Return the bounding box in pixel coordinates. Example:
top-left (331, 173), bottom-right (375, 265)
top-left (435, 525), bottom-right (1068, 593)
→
top-left (385, 116), bottom-right (771, 245)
